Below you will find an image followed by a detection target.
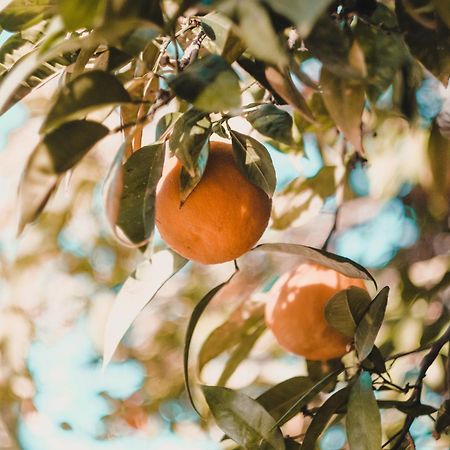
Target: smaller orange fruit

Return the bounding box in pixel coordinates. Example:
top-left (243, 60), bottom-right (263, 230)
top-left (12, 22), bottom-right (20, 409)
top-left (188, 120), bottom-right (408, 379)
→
top-left (265, 263), bottom-right (367, 361)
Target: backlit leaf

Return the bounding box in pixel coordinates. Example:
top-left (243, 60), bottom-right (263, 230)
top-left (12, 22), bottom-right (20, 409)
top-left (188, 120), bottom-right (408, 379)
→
top-left (42, 70), bottom-right (131, 132)
top-left (202, 385), bottom-right (286, 450)
top-left (0, 0), bottom-right (56, 31)
top-left (103, 250), bottom-right (187, 368)
top-left (347, 372), bottom-right (382, 450)
top-left (169, 54), bottom-right (241, 112)
top-left (230, 130), bottom-right (276, 197)
top-left (355, 287), bottom-right (389, 361)
top-left (116, 143), bottom-right (165, 246)
top-left (255, 243), bottom-right (376, 285)
top-left (18, 120), bottom-right (108, 233)
top-left (246, 104), bottom-right (293, 145)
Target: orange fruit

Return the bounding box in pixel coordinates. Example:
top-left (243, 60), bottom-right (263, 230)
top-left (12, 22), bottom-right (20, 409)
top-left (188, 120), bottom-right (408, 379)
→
top-left (155, 141), bottom-right (272, 264)
top-left (265, 263), bottom-right (367, 361)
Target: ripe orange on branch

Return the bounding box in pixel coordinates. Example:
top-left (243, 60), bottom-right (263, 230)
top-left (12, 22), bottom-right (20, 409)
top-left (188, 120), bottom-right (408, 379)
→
top-left (155, 141), bottom-right (272, 264)
top-left (265, 263), bottom-right (367, 361)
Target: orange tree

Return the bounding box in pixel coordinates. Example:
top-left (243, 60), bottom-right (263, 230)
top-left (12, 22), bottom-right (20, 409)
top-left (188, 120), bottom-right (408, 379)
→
top-left (0, 0), bottom-right (450, 448)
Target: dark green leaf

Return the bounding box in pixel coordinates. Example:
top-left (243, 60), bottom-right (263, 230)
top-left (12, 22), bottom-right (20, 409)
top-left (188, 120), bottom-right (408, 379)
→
top-left (201, 12), bottom-right (245, 63)
top-left (256, 376), bottom-right (314, 421)
top-left (378, 400), bottom-right (436, 417)
top-left (58, 0), bottom-right (106, 30)
top-left (119, 26), bottom-right (159, 57)
top-left (217, 323), bottom-right (266, 386)
top-left (355, 287), bottom-right (389, 361)
top-left (302, 388), bottom-right (349, 450)
top-left (116, 143), bottom-right (164, 245)
top-left (436, 399), bottom-right (450, 434)
top-left (246, 104), bottom-right (293, 145)
top-left (18, 120), bottom-right (108, 233)
top-left (265, 0), bottom-right (334, 38)
top-left (155, 112), bottom-right (181, 141)
top-left (0, 0), bottom-right (56, 31)
top-left (202, 385), bottom-right (286, 450)
top-left (347, 372), bottom-right (382, 450)
top-left (169, 54), bottom-right (241, 112)
top-left (199, 302), bottom-right (265, 372)
top-left (320, 68), bottom-right (365, 154)
top-left (254, 243), bottom-right (376, 286)
top-left (230, 130), bottom-right (276, 197)
top-left (362, 346), bottom-right (387, 374)
top-left (168, 109), bottom-right (211, 178)
top-left (284, 439), bottom-right (301, 450)
top-left (42, 70), bottom-right (131, 132)
top-left (275, 369), bottom-right (344, 426)
top-left (184, 278), bottom-right (234, 415)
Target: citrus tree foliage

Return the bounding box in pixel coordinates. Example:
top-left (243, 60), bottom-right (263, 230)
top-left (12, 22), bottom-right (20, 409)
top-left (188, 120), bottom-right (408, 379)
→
top-left (0, 0), bottom-right (450, 449)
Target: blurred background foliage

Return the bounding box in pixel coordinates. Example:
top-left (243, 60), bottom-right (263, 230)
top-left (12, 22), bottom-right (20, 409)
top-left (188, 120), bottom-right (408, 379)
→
top-left (0, 0), bottom-right (448, 449)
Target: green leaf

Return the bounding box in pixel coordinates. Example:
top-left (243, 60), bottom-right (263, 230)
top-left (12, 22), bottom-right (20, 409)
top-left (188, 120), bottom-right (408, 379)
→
top-left (179, 139), bottom-right (210, 204)
top-left (362, 346), bottom-right (387, 374)
top-left (378, 400), bottom-right (436, 417)
top-left (325, 287), bottom-right (372, 338)
top-left (0, 0), bottom-right (56, 31)
top-left (355, 3), bottom-right (411, 99)
top-left (246, 104), bottom-right (293, 145)
top-left (265, 0), bottom-right (334, 38)
top-left (120, 26), bottom-right (159, 57)
top-left (155, 112), bottom-right (181, 141)
top-left (201, 12), bottom-right (245, 63)
top-left (256, 377), bottom-right (314, 421)
top-left (320, 68), bottom-right (365, 154)
top-left (184, 278), bottom-right (234, 415)
top-left (355, 287), bottom-right (389, 361)
top-left (302, 388), bottom-right (349, 450)
top-left (254, 243), bottom-right (376, 286)
top-left (217, 323), bottom-right (266, 386)
top-left (346, 372), bottom-right (382, 450)
top-left (433, 0), bottom-right (450, 29)
top-left (234, 0), bottom-right (287, 66)
top-left (230, 130), bottom-right (276, 197)
top-left (202, 385), bottom-right (286, 450)
top-left (18, 120), bottom-right (108, 233)
top-left (58, 0), bottom-right (106, 30)
top-left (199, 302), bottom-right (265, 372)
top-left (428, 119), bottom-right (450, 194)
top-left (169, 54), bottom-right (241, 112)
top-left (103, 250), bottom-right (188, 368)
top-left (116, 143), bottom-right (165, 246)
top-left (42, 70), bottom-right (131, 132)
top-left (168, 109), bottom-right (211, 178)
top-left (274, 369), bottom-right (344, 426)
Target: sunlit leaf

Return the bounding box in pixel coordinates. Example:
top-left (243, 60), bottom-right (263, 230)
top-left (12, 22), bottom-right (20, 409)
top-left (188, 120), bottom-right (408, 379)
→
top-left (0, 0), bottom-right (56, 31)
top-left (230, 130), bottom-right (276, 197)
top-left (155, 112), bottom-right (181, 141)
top-left (302, 388), bottom-right (349, 450)
top-left (58, 0), bottom-right (106, 30)
top-left (202, 385), bottom-right (286, 450)
top-left (42, 70), bottom-right (131, 132)
top-left (169, 54), bottom-right (241, 112)
top-left (103, 250), bottom-right (187, 368)
top-left (246, 104), bottom-right (293, 145)
top-left (256, 376), bottom-right (314, 421)
top-left (116, 143), bottom-right (165, 246)
top-left (184, 278), bottom-right (234, 415)
top-left (347, 372), bottom-right (382, 450)
top-left (255, 243), bottom-right (376, 285)
top-left (320, 68), bottom-right (366, 155)
top-left (18, 120), bottom-right (108, 233)
top-left (355, 287), bottom-right (389, 361)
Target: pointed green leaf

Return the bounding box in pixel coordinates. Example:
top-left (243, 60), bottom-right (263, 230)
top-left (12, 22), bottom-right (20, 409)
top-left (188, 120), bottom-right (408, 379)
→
top-left (184, 278), bottom-right (234, 415)
top-left (103, 251), bottom-right (187, 368)
top-left (256, 377), bottom-right (314, 421)
top-left (230, 130), bottom-right (276, 197)
top-left (116, 143), bottom-right (165, 245)
top-left (246, 104), bottom-right (293, 145)
top-left (321, 67), bottom-right (365, 154)
top-left (347, 372), bottom-right (382, 450)
top-left (169, 54), bottom-right (241, 112)
top-left (202, 385), bottom-right (286, 450)
top-left (155, 112), bottom-right (181, 141)
top-left (0, 0), bottom-right (56, 31)
top-left (18, 120), bottom-right (108, 233)
top-left (254, 243), bottom-right (376, 286)
top-left (302, 388), bottom-right (349, 450)
top-left (355, 287), bottom-right (389, 361)
top-left (42, 70), bottom-right (131, 132)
